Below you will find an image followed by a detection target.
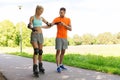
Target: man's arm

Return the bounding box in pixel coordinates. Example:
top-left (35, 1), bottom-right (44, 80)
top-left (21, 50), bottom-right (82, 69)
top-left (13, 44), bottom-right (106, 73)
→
top-left (49, 21), bottom-right (72, 31)
top-left (61, 22), bottom-right (72, 31)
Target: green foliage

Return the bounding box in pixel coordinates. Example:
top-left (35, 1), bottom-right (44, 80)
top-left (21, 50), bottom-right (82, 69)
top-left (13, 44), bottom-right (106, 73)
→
top-left (9, 52), bottom-right (32, 58)
top-left (115, 32), bottom-right (120, 44)
top-left (43, 54), bottom-right (56, 62)
top-left (18, 22), bottom-right (31, 47)
top-left (70, 32), bottom-right (120, 45)
top-left (48, 53), bottom-right (120, 75)
top-left (43, 37), bottom-right (55, 46)
top-left (0, 20), bottom-right (31, 47)
top-left (0, 20), bottom-right (16, 46)
top-left (97, 32), bottom-right (114, 44)
top-left (81, 33), bottom-right (96, 45)
top-left (0, 20), bottom-right (120, 47)
top-left (73, 34), bottom-right (82, 45)
top-left (68, 37), bottom-right (75, 45)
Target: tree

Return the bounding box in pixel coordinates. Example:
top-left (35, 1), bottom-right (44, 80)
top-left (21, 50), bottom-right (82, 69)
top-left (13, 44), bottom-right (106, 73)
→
top-left (97, 32), bottom-right (114, 44)
top-left (0, 20), bottom-right (16, 46)
top-left (68, 37), bottom-right (75, 45)
top-left (73, 34), bottom-right (82, 45)
top-left (43, 37), bottom-right (55, 46)
top-left (114, 32), bottom-right (120, 44)
top-left (81, 33), bottom-right (96, 45)
top-left (0, 20), bottom-right (31, 47)
top-left (16, 22), bottom-right (31, 47)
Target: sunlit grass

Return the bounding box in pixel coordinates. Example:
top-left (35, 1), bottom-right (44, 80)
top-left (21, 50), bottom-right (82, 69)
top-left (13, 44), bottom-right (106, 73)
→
top-left (1, 45), bottom-right (120, 75)
top-left (7, 52), bottom-right (120, 75)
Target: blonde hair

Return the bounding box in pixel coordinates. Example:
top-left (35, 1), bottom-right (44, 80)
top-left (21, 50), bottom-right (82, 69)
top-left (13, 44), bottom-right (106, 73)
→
top-left (35, 5), bottom-right (44, 13)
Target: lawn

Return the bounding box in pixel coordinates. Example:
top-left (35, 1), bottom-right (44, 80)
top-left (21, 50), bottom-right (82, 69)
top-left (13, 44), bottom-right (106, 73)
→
top-left (7, 52), bottom-right (120, 75)
top-left (1, 45), bottom-right (120, 75)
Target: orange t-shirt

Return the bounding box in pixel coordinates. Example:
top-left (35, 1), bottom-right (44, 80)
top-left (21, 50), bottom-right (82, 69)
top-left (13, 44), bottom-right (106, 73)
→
top-left (53, 17), bottom-right (71, 38)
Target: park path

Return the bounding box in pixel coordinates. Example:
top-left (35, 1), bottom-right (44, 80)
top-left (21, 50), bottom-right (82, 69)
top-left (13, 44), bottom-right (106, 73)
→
top-left (0, 53), bottom-right (120, 80)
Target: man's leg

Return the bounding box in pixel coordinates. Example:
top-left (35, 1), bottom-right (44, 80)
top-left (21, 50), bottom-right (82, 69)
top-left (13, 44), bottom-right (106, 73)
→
top-left (60, 39), bottom-right (68, 64)
top-left (56, 50), bottom-right (61, 66)
top-left (60, 49), bottom-right (65, 64)
top-left (59, 39), bottom-right (68, 70)
top-left (59, 49), bottom-right (67, 70)
top-left (55, 38), bottom-right (62, 73)
top-left (55, 38), bottom-right (61, 66)
top-left (56, 49), bottom-right (62, 73)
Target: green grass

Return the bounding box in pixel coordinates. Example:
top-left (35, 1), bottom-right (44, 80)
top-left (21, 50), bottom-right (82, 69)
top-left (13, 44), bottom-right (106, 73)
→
top-left (7, 52), bottom-right (120, 75)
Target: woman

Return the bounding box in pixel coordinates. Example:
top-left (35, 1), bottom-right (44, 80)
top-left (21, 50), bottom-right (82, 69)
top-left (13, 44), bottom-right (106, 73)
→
top-left (28, 5), bottom-right (50, 77)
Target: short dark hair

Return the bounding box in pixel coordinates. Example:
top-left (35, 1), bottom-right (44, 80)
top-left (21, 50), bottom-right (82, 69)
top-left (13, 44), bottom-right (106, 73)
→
top-left (60, 7), bottom-right (66, 12)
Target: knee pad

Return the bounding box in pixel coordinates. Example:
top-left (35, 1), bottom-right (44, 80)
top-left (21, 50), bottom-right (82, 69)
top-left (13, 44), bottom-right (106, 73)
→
top-left (39, 50), bottom-right (43, 55)
top-left (34, 48), bottom-right (39, 55)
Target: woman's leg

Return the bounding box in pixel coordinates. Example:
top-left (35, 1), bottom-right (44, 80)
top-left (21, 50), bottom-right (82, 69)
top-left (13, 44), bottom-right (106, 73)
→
top-left (38, 44), bottom-right (43, 63)
top-left (31, 42), bottom-right (39, 76)
top-left (31, 42), bottom-right (39, 65)
top-left (38, 43), bottom-right (45, 73)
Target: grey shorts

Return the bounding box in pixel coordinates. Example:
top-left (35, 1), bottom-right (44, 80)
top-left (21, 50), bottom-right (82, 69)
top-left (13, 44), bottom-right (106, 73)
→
top-left (30, 32), bottom-right (44, 44)
top-left (55, 38), bottom-right (68, 50)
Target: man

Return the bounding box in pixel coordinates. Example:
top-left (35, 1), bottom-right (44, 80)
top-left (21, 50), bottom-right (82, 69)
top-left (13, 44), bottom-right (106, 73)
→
top-left (51, 7), bottom-right (72, 73)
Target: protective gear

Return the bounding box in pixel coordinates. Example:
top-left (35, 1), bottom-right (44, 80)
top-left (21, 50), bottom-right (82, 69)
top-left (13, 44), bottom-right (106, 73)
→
top-left (34, 48), bottom-right (39, 55)
top-left (28, 23), bottom-right (37, 32)
top-left (46, 22), bottom-right (52, 26)
top-left (27, 23), bottom-right (32, 29)
top-left (27, 23), bottom-right (31, 28)
top-left (39, 49), bottom-right (43, 55)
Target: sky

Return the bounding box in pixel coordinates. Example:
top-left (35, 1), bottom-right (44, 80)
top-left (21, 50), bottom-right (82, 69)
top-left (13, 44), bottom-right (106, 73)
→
top-left (0, 0), bottom-right (120, 37)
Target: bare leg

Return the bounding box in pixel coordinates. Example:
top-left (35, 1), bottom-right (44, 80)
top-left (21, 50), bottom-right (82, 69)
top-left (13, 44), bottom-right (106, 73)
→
top-left (31, 42), bottom-right (38, 64)
top-left (38, 44), bottom-right (45, 73)
top-left (31, 42), bottom-right (39, 77)
top-left (60, 49), bottom-right (65, 64)
top-left (38, 44), bottom-right (43, 63)
top-left (56, 50), bottom-right (61, 66)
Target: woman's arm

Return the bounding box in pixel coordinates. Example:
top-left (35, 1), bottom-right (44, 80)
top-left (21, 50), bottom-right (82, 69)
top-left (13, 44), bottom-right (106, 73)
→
top-left (41, 17), bottom-right (52, 26)
top-left (28, 16), bottom-right (34, 30)
top-left (41, 26), bottom-right (51, 29)
top-left (40, 17), bottom-right (53, 29)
